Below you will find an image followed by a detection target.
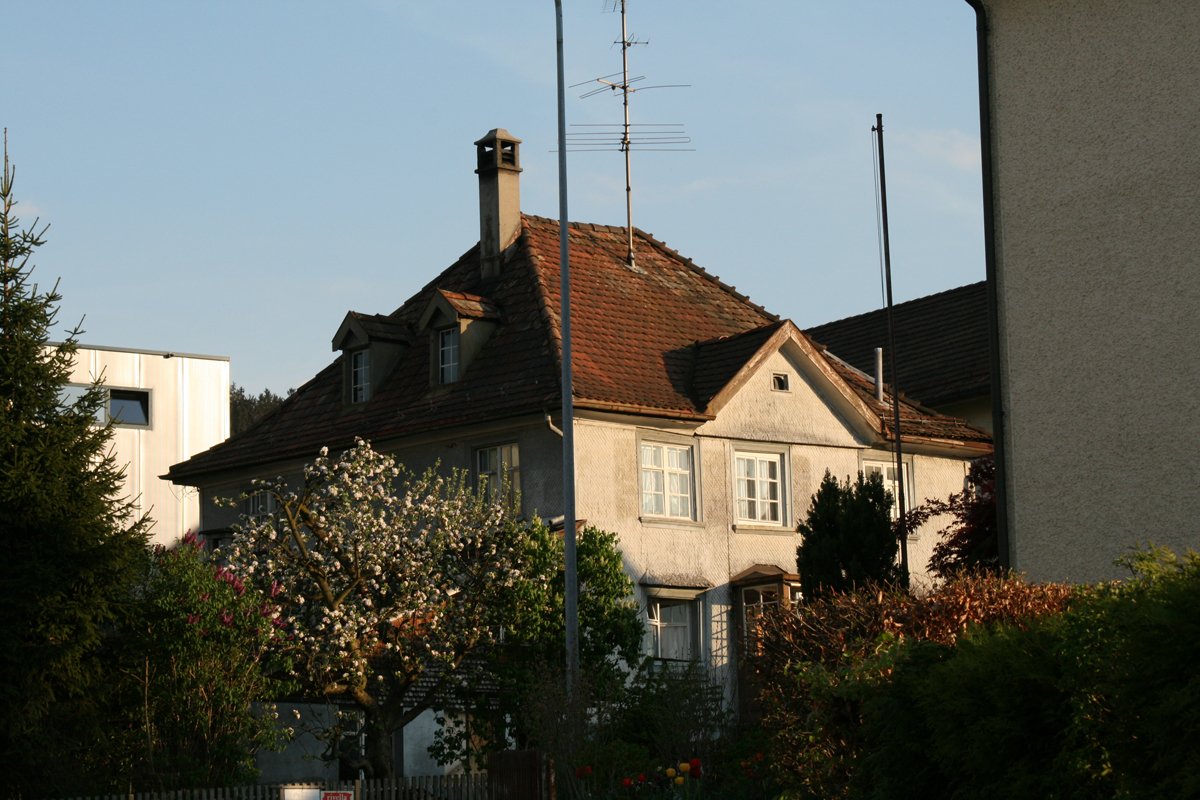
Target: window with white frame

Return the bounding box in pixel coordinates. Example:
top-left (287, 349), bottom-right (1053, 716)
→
top-left (350, 349), bottom-right (370, 403)
top-left (639, 441), bottom-right (695, 520)
top-left (735, 450), bottom-right (786, 525)
top-left (647, 597), bottom-right (701, 662)
top-left (246, 489), bottom-right (277, 519)
top-left (439, 327), bottom-right (460, 384)
top-left (863, 459), bottom-right (913, 520)
top-left (476, 443), bottom-right (520, 508)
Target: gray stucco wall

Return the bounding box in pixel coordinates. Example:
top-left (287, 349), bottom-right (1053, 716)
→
top-left (983, 0), bottom-right (1200, 580)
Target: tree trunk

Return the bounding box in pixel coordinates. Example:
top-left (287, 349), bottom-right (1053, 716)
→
top-left (364, 708), bottom-right (395, 778)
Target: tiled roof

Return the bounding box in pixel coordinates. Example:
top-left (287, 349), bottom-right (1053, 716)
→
top-left (690, 323), bottom-right (786, 412)
top-left (352, 312), bottom-right (410, 343)
top-left (438, 289), bottom-right (501, 321)
top-left (169, 217), bottom-right (988, 483)
top-left (825, 352), bottom-right (992, 448)
top-left (805, 281), bottom-right (989, 408)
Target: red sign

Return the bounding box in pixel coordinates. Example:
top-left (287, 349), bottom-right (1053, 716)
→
top-left (321, 792), bottom-right (353, 800)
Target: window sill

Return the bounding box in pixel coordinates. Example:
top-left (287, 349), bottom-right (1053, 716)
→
top-left (639, 515), bottom-right (704, 530)
top-left (733, 523), bottom-right (795, 535)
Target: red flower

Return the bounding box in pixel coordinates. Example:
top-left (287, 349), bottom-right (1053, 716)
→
top-left (638, 773), bottom-right (647, 783)
top-left (621, 777), bottom-right (633, 787)
top-left (689, 757), bottom-right (702, 770)
top-left (574, 765), bottom-right (593, 779)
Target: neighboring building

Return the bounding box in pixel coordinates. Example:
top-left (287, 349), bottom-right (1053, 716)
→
top-left (806, 281), bottom-right (991, 432)
top-left (967, 0), bottom-right (1200, 581)
top-left (169, 128), bottom-right (990, 773)
top-left (65, 345), bottom-right (230, 546)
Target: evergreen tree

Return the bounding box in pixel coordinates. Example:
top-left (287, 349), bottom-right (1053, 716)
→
top-left (230, 382), bottom-right (288, 435)
top-left (796, 470), bottom-right (899, 598)
top-left (0, 138), bottom-right (150, 794)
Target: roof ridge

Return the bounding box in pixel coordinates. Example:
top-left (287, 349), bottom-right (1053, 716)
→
top-left (808, 280), bottom-right (986, 330)
top-left (518, 219), bottom-right (566, 400)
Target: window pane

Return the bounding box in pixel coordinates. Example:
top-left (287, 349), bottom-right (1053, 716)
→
top-left (440, 328), bottom-right (460, 383)
top-left (109, 390), bottom-right (149, 426)
top-left (640, 442), bottom-right (694, 520)
top-left (736, 452), bottom-right (785, 524)
top-left (641, 444), bottom-right (662, 467)
top-left (650, 600), bottom-right (697, 661)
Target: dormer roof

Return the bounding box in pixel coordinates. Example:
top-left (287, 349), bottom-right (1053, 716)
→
top-left (332, 311), bottom-right (410, 351)
top-left (417, 289), bottom-right (502, 331)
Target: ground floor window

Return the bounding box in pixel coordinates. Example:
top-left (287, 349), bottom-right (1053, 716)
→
top-left (647, 597), bottom-right (701, 662)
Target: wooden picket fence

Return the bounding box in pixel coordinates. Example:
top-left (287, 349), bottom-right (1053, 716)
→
top-left (55, 774), bottom-right (491, 800)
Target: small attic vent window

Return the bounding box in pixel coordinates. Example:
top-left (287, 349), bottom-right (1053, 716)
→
top-left (771, 373), bottom-right (790, 392)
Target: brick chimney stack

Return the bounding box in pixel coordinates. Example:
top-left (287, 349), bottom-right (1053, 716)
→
top-left (475, 128), bottom-right (522, 281)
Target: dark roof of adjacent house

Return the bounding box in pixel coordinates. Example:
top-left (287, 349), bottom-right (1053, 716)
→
top-left (169, 217), bottom-right (988, 483)
top-left (804, 281), bottom-right (989, 409)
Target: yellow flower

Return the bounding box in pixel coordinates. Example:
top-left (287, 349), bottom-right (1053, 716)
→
top-left (679, 761), bottom-right (691, 773)
top-left (675, 776), bottom-right (685, 786)
top-left (666, 768), bottom-right (676, 778)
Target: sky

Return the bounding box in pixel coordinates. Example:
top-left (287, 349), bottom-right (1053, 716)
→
top-left (6, 1), bottom-right (984, 396)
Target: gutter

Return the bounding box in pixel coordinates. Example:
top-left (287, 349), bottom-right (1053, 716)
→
top-left (963, 0), bottom-right (1012, 570)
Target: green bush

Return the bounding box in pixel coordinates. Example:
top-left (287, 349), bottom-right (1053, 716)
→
top-left (839, 546), bottom-right (1200, 800)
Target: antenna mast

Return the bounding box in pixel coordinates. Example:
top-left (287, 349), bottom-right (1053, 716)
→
top-left (568, 0), bottom-right (691, 269)
top-left (619, 0), bottom-right (635, 266)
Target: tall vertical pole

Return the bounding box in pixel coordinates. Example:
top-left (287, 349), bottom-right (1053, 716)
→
top-left (620, 0), bottom-right (635, 267)
top-left (873, 113), bottom-right (910, 586)
top-left (554, 0), bottom-right (580, 694)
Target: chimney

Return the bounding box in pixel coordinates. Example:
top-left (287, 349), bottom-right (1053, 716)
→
top-left (475, 128), bottom-right (522, 281)
top-left (874, 347), bottom-right (885, 403)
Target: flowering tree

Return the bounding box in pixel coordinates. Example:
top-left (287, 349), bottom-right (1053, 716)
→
top-left (225, 439), bottom-right (525, 777)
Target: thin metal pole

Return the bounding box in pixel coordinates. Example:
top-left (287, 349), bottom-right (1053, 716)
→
top-left (554, 0), bottom-right (580, 693)
top-left (620, 0), bottom-right (635, 266)
top-left (873, 113), bottom-right (910, 586)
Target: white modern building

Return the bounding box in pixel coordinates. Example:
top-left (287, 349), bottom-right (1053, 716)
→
top-left (66, 344), bottom-right (230, 546)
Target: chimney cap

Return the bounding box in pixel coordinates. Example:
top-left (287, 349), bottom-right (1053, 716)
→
top-left (474, 128), bottom-right (522, 147)
top-left (475, 128), bottom-right (522, 174)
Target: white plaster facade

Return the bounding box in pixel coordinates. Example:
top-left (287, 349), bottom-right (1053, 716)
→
top-left (976, 0), bottom-right (1200, 580)
top-left (191, 337), bottom-right (975, 711)
top-left (67, 345), bottom-right (230, 546)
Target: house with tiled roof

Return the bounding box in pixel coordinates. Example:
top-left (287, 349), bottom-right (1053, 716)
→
top-left (805, 281), bottom-right (992, 432)
top-left (169, 128), bottom-right (990, 770)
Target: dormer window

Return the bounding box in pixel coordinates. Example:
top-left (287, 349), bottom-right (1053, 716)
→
top-left (350, 350), bottom-right (370, 403)
top-left (439, 328), bottom-right (460, 384)
top-left (332, 311), bottom-right (409, 407)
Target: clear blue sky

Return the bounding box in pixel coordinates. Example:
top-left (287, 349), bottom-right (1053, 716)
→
top-left (7, 1), bottom-right (983, 395)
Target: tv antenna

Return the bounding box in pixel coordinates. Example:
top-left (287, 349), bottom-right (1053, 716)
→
top-left (567, 0), bottom-right (691, 268)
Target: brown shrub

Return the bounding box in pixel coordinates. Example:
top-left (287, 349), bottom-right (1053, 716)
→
top-left (755, 572), bottom-right (1073, 799)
